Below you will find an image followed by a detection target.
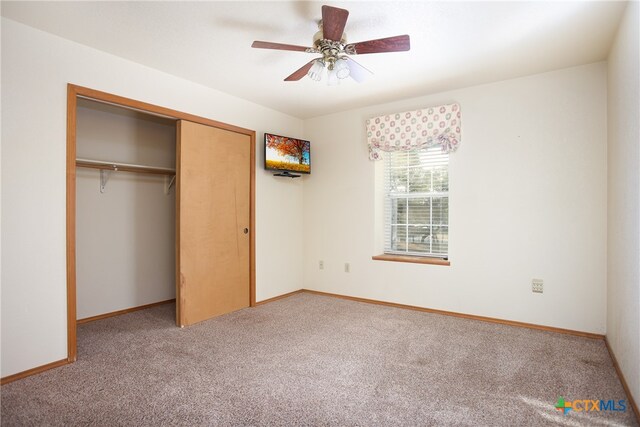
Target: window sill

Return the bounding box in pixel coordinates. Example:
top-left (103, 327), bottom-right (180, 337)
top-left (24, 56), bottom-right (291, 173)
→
top-left (372, 254), bottom-right (450, 266)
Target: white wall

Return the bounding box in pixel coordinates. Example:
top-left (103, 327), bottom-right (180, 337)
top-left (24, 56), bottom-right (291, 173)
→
top-left (607, 0), bottom-right (640, 405)
top-left (76, 101), bottom-right (176, 319)
top-left (0, 18), bottom-right (305, 377)
top-left (303, 62), bottom-right (607, 334)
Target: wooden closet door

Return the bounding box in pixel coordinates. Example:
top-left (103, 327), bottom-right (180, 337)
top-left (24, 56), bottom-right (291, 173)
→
top-left (176, 120), bottom-right (251, 326)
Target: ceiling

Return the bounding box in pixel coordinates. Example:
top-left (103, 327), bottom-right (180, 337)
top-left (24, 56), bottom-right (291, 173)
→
top-left (1, 1), bottom-right (627, 119)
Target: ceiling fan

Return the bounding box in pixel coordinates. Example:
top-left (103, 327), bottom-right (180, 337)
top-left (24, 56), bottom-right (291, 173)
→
top-left (251, 5), bottom-right (410, 84)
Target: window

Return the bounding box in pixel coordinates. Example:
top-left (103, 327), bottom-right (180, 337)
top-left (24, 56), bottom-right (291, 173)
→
top-left (383, 146), bottom-right (449, 258)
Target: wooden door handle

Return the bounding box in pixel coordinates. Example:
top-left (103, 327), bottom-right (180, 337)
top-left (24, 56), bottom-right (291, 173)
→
top-left (243, 228), bottom-right (249, 234)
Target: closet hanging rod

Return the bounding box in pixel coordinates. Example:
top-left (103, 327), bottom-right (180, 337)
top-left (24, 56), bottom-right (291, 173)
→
top-left (76, 158), bottom-right (176, 176)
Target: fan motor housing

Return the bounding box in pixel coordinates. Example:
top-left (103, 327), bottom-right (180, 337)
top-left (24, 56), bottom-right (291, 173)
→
top-left (313, 28), bottom-right (348, 69)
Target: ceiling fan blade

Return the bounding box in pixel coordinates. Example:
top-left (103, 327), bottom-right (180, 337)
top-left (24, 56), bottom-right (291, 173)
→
top-left (345, 35), bottom-right (410, 55)
top-left (252, 41), bottom-right (312, 52)
top-left (345, 57), bottom-right (373, 83)
top-left (284, 60), bottom-right (316, 81)
top-left (322, 5), bottom-right (349, 41)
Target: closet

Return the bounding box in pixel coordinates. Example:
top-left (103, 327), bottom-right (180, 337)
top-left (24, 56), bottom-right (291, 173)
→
top-left (76, 99), bottom-right (177, 321)
top-left (67, 85), bottom-right (255, 361)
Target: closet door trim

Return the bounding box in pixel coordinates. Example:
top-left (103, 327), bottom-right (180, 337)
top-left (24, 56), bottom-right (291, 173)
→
top-left (66, 84), bottom-right (256, 362)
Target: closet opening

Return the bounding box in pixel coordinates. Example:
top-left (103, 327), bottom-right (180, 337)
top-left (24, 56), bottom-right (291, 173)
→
top-left (75, 98), bottom-right (178, 329)
top-left (67, 85), bottom-right (256, 362)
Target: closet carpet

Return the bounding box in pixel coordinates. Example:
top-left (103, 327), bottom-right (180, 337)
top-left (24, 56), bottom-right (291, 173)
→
top-left (1, 293), bottom-right (637, 426)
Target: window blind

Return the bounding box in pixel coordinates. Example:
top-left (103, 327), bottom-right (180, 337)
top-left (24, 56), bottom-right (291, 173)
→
top-left (383, 146), bottom-right (449, 257)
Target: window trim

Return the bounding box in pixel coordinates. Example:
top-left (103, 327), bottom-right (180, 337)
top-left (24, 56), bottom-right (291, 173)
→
top-left (372, 254), bottom-right (450, 266)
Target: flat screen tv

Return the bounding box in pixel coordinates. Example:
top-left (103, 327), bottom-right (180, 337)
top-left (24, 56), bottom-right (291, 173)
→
top-left (264, 133), bottom-right (311, 175)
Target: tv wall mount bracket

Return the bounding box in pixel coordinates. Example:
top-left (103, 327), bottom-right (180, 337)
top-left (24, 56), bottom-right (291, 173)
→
top-left (273, 171), bottom-right (301, 178)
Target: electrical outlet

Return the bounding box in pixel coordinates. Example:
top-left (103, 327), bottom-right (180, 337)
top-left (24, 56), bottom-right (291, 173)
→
top-left (319, 260), bottom-right (324, 270)
top-left (532, 279), bottom-right (543, 294)
top-left (345, 263), bottom-right (350, 273)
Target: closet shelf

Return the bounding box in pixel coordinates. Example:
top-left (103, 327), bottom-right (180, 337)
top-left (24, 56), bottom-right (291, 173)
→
top-left (76, 158), bottom-right (176, 176)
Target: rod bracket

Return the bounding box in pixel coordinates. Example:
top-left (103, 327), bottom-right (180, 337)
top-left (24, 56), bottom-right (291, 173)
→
top-left (100, 169), bottom-right (112, 193)
top-left (165, 175), bottom-right (176, 195)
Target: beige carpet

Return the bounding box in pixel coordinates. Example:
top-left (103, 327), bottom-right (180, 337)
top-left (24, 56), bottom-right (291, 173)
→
top-left (1, 293), bottom-right (637, 426)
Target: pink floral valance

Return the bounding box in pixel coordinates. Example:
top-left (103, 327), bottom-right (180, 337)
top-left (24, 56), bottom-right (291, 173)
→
top-left (366, 103), bottom-right (462, 160)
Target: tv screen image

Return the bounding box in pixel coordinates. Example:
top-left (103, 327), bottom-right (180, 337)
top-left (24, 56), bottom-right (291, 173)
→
top-left (264, 133), bottom-right (310, 174)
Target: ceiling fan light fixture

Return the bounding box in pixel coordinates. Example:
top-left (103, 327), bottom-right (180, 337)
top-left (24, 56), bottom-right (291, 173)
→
top-left (334, 57), bottom-right (350, 79)
top-left (307, 59), bottom-right (325, 81)
top-left (251, 5), bottom-right (411, 84)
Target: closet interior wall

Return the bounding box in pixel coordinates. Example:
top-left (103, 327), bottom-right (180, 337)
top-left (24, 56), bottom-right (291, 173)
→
top-left (76, 99), bottom-right (177, 320)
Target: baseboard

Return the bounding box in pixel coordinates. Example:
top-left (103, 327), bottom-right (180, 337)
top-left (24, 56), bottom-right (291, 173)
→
top-left (255, 289), bottom-right (305, 306)
top-left (300, 289), bottom-right (604, 340)
top-left (77, 299), bottom-right (175, 324)
top-left (1, 359), bottom-right (70, 385)
top-left (604, 337), bottom-right (639, 422)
